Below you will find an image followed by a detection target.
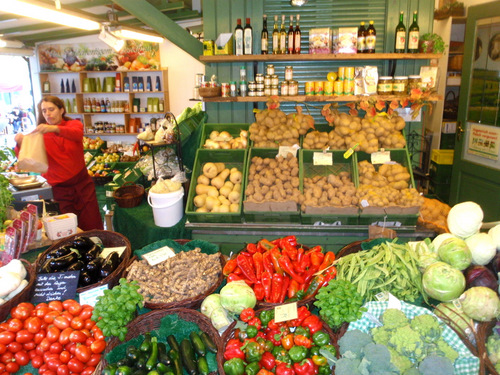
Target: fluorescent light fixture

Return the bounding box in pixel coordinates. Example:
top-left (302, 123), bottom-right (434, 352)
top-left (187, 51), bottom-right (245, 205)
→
top-left (0, 47), bottom-right (35, 56)
top-left (112, 28), bottom-right (164, 44)
top-left (99, 28), bottom-right (125, 52)
top-left (0, 0), bottom-right (100, 31)
top-left (0, 39), bottom-right (25, 49)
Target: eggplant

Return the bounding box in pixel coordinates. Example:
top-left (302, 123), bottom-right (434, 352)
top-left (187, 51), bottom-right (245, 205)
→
top-left (100, 252), bottom-right (121, 279)
top-left (85, 258), bottom-right (103, 276)
top-left (39, 258), bottom-right (53, 273)
top-left (82, 244), bottom-right (101, 263)
top-left (49, 251), bottom-right (79, 271)
top-left (66, 260), bottom-right (85, 272)
top-left (72, 236), bottom-right (96, 253)
top-left (79, 271), bottom-right (96, 287)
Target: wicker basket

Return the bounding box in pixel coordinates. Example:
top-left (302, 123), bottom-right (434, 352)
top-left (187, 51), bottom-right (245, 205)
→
top-left (218, 307), bottom-right (338, 374)
top-left (0, 259), bottom-right (36, 322)
top-left (35, 230), bottom-right (131, 294)
top-left (477, 321), bottom-right (497, 375)
top-left (96, 308), bottom-right (222, 375)
top-left (336, 239), bottom-right (370, 259)
top-left (113, 182), bottom-right (145, 208)
top-left (199, 87), bottom-right (221, 98)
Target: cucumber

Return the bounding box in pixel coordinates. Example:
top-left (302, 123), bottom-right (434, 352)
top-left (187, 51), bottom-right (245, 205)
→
top-left (199, 332), bottom-right (217, 354)
top-left (197, 356), bottom-right (209, 375)
top-left (167, 335), bottom-right (180, 352)
top-left (189, 332), bottom-right (206, 357)
top-left (180, 338), bottom-right (198, 375)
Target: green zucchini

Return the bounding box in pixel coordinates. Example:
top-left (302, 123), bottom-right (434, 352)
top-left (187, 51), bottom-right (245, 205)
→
top-left (189, 332), bottom-right (206, 357)
top-left (200, 332), bottom-right (217, 354)
top-left (180, 338), bottom-right (198, 375)
top-left (167, 335), bottom-right (180, 352)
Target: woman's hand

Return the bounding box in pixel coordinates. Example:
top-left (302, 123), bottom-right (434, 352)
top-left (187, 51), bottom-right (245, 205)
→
top-left (33, 124), bottom-right (60, 134)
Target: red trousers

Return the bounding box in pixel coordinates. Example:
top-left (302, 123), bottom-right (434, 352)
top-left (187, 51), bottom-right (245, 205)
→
top-left (51, 168), bottom-right (104, 231)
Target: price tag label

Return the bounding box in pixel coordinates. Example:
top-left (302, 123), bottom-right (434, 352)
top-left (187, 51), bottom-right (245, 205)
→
top-left (79, 285), bottom-right (108, 307)
top-left (277, 145), bottom-right (299, 158)
top-left (99, 246), bottom-right (127, 259)
top-left (371, 151), bottom-right (391, 164)
top-left (274, 302), bottom-right (298, 323)
top-left (87, 160), bottom-right (96, 169)
top-left (360, 199), bottom-right (370, 208)
top-left (143, 246), bottom-right (176, 266)
top-left (84, 151), bottom-right (93, 160)
top-left (313, 152), bottom-right (333, 166)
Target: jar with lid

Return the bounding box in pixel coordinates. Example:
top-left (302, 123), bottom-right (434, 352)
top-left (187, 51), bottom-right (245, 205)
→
top-left (239, 81), bottom-right (248, 97)
top-left (256, 90), bottom-right (265, 97)
top-left (285, 66), bottom-right (293, 81)
top-left (288, 80), bottom-right (299, 95)
top-left (271, 85), bottom-right (279, 96)
top-left (408, 75), bottom-right (421, 92)
top-left (280, 81), bottom-right (289, 96)
top-left (264, 87), bottom-right (271, 96)
top-left (392, 76), bottom-right (408, 95)
top-left (377, 76), bottom-right (393, 95)
top-left (266, 64), bottom-right (275, 75)
top-left (230, 81), bottom-right (238, 97)
top-left (256, 82), bottom-right (265, 91)
top-left (248, 81), bottom-right (257, 91)
top-left (264, 75), bottom-right (272, 86)
top-left (255, 74), bottom-right (264, 83)
top-left (271, 74), bottom-right (279, 86)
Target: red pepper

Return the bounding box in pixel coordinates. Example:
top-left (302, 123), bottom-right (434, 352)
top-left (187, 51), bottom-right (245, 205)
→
top-left (298, 253), bottom-right (311, 273)
top-left (295, 247), bottom-right (305, 273)
top-left (293, 358), bottom-right (317, 375)
top-left (302, 315), bottom-right (322, 335)
top-left (270, 248), bottom-right (284, 275)
top-left (237, 254), bottom-right (257, 283)
top-left (261, 271), bottom-right (272, 301)
top-left (279, 235), bottom-right (297, 247)
top-left (281, 333), bottom-right (294, 350)
top-left (223, 258), bottom-right (238, 276)
top-left (224, 338), bottom-right (245, 361)
top-left (263, 251), bottom-right (275, 274)
top-left (310, 252), bottom-right (325, 267)
top-left (279, 255), bottom-right (305, 284)
top-left (266, 328), bottom-right (282, 346)
top-left (275, 362), bottom-right (294, 375)
top-left (303, 274), bottom-right (325, 299)
top-left (260, 351), bottom-right (276, 371)
top-left (288, 279), bottom-right (300, 299)
top-left (279, 275), bottom-right (290, 303)
top-left (258, 239), bottom-right (277, 252)
top-left (246, 242), bottom-right (258, 254)
top-left (303, 265), bottom-right (319, 285)
top-left (271, 273), bottom-right (283, 303)
top-left (248, 317), bottom-right (262, 330)
top-left (227, 273), bottom-right (242, 282)
top-left (240, 308), bottom-right (255, 322)
top-left (267, 319), bottom-right (282, 330)
top-left (318, 252), bottom-right (336, 272)
top-left (323, 266), bottom-right (337, 283)
top-left (294, 334), bottom-right (313, 348)
top-left (288, 306), bottom-right (311, 327)
top-left (280, 240), bottom-right (298, 261)
top-left (233, 266), bottom-right (243, 275)
top-left (257, 370), bottom-right (274, 375)
top-left (253, 252), bottom-right (264, 280)
top-left (305, 245), bottom-right (323, 255)
top-left (257, 331), bottom-right (266, 339)
top-left (254, 281), bottom-right (265, 301)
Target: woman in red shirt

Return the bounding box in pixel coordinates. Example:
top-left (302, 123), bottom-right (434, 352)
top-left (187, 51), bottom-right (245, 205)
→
top-left (15, 96), bottom-right (103, 231)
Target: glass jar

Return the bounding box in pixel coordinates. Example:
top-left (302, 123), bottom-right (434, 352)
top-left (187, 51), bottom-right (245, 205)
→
top-left (377, 76), bottom-right (393, 95)
top-left (230, 81), bottom-right (238, 97)
top-left (248, 81), bottom-right (257, 91)
top-left (288, 80), bottom-right (299, 96)
top-left (280, 81), bottom-right (289, 96)
top-left (255, 74), bottom-right (264, 83)
top-left (264, 87), bottom-right (272, 96)
top-left (271, 74), bottom-right (279, 86)
top-left (264, 75), bottom-right (272, 86)
top-left (285, 66), bottom-right (293, 81)
top-left (266, 64), bottom-right (275, 76)
top-left (271, 85), bottom-right (279, 96)
top-left (256, 82), bottom-right (265, 91)
top-left (408, 75), bottom-right (421, 92)
top-left (392, 76), bottom-right (408, 95)
top-left (256, 90), bottom-right (265, 97)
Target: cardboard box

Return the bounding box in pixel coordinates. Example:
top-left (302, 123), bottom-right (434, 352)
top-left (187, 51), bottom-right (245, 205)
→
top-left (337, 27), bottom-right (358, 54)
top-left (215, 33), bottom-right (234, 55)
top-left (309, 28), bottom-right (332, 54)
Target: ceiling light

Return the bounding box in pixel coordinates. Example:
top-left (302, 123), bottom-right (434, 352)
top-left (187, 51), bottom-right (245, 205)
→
top-left (0, 39), bottom-right (25, 49)
top-left (112, 28), bottom-right (164, 44)
top-left (0, 0), bottom-right (100, 31)
top-left (99, 27), bottom-right (125, 52)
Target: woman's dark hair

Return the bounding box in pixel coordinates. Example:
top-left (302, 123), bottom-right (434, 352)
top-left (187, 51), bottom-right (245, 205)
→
top-left (37, 96), bottom-right (72, 125)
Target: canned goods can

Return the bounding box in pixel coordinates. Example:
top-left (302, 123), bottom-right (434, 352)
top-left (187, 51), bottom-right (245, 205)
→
top-left (314, 81), bottom-right (324, 95)
top-left (338, 66), bottom-right (345, 81)
top-left (285, 66), bottom-right (293, 81)
top-left (256, 90), bottom-right (265, 97)
top-left (280, 81), bottom-right (289, 96)
top-left (271, 74), bottom-right (279, 86)
top-left (221, 83), bottom-right (230, 97)
top-left (203, 40), bottom-right (214, 55)
top-left (248, 81), bottom-right (257, 91)
top-left (334, 81), bottom-right (343, 95)
top-left (255, 73), bottom-right (264, 83)
top-left (267, 64), bottom-right (275, 75)
top-left (240, 81), bottom-right (247, 97)
top-left (343, 79), bottom-right (354, 95)
top-left (264, 75), bottom-right (272, 86)
top-left (305, 81), bottom-right (315, 96)
top-left (324, 81), bottom-right (334, 96)
top-left (256, 82), bottom-right (265, 91)
top-left (264, 87), bottom-right (272, 96)
top-left (288, 80), bottom-right (299, 96)
top-left (271, 85), bottom-right (279, 96)
top-left (345, 67), bottom-right (355, 80)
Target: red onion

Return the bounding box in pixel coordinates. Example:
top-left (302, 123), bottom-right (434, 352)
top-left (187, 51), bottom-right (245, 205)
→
top-left (464, 265), bottom-right (498, 291)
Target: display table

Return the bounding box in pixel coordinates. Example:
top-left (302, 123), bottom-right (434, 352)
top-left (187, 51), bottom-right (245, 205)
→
top-left (112, 199), bottom-right (192, 250)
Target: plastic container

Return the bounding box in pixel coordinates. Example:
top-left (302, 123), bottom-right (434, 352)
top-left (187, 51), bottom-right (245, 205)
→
top-left (42, 213), bottom-right (78, 240)
top-left (200, 123), bottom-right (250, 149)
top-left (148, 189), bottom-right (184, 227)
top-left (431, 149), bottom-right (454, 165)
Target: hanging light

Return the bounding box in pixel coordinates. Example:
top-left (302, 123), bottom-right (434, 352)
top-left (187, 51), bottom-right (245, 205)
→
top-left (99, 26), bottom-right (125, 52)
top-left (111, 28), bottom-right (164, 44)
top-left (0, 39), bottom-right (25, 49)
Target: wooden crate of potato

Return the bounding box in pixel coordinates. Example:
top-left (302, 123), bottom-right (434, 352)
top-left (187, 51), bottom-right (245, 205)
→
top-left (185, 149), bottom-right (247, 223)
top-left (243, 148), bottom-right (301, 223)
top-left (200, 123), bottom-right (250, 149)
top-left (299, 150), bottom-right (359, 225)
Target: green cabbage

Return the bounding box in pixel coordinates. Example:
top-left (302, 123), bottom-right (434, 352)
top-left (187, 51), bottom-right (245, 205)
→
top-left (434, 302), bottom-right (474, 340)
top-left (465, 233), bottom-right (497, 266)
top-left (447, 201), bottom-right (483, 238)
top-left (220, 280), bottom-right (256, 314)
top-left (459, 286), bottom-right (500, 322)
top-left (437, 237), bottom-right (472, 271)
top-left (422, 262), bottom-right (466, 302)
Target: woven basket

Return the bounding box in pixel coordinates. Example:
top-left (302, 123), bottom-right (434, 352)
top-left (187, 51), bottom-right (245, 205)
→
top-left (336, 239), bottom-right (370, 259)
top-left (475, 321), bottom-right (496, 375)
top-left (35, 230), bottom-right (131, 294)
top-left (113, 182), bottom-right (145, 208)
top-left (0, 259), bottom-right (36, 322)
top-left (199, 87), bottom-right (221, 98)
top-left (218, 307), bottom-right (338, 374)
top-left (96, 308), bottom-right (222, 375)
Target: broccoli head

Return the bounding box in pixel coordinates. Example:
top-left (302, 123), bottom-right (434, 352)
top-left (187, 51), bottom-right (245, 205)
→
top-left (338, 329), bottom-right (373, 357)
top-left (418, 355), bottom-right (454, 375)
top-left (372, 326), bottom-right (392, 346)
top-left (435, 338), bottom-right (459, 363)
top-left (487, 332), bottom-right (500, 364)
top-left (361, 343), bottom-right (399, 374)
top-left (335, 357), bottom-right (362, 375)
top-left (381, 308), bottom-right (410, 330)
top-left (410, 314), bottom-right (442, 343)
top-left (388, 347), bottom-right (413, 373)
top-left (389, 325), bottom-right (425, 361)
top-left (402, 367), bottom-right (420, 375)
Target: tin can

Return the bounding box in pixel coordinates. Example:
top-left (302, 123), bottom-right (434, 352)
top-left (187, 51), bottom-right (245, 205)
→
top-left (264, 75), bottom-right (272, 86)
top-left (248, 81), bottom-right (257, 91)
top-left (203, 40), bottom-right (214, 55)
top-left (288, 80), bottom-right (299, 96)
top-left (264, 87), bottom-right (272, 96)
top-left (285, 66), bottom-right (293, 81)
top-left (256, 82), bottom-right (265, 91)
top-left (324, 81), bottom-right (334, 96)
top-left (338, 66), bottom-right (345, 81)
top-left (343, 79), bottom-right (354, 95)
top-left (230, 81), bottom-right (238, 97)
top-left (345, 67), bottom-right (355, 80)
top-left (267, 64), bottom-right (275, 76)
top-left (255, 73), bottom-right (264, 83)
top-left (256, 90), bottom-right (265, 97)
top-left (271, 85), bottom-right (279, 96)
top-left (239, 81), bottom-right (247, 97)
top-left (334, 81), bottom-right (343, 95)
top-left (280, 81), bottom-right (289, 96)
top-left (305, 81), bottom-right (315, 96)
top-left (314, 81), bottom-right (324, 95)
top-left (271, 74), bottom-right (279, 86)
top-left (221, 83), bottom-right (230, 97)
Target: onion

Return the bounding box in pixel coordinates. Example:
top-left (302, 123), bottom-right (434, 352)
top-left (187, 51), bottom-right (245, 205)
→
top-left (464, 265), bottom-right (498, 291)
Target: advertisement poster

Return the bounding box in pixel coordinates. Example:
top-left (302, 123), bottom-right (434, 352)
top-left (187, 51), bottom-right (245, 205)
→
top-left (38, 40), bottom-right (160, 72)
top-left (467, 122), bottom-right (500, 160)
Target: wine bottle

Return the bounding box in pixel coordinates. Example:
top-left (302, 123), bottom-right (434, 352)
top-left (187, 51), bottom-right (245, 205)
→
top-left (66, 79), bottom-right (70, 94)
top-left (366, 20), bottom-right (376, 53)
top-left (244, 18), bottom-right (253, 55)
top-left (60, 79), bottom-right (65, 93)
top-left (294, 14), bottom-right (301, 54)
top-left (357, 21), bottom-right (366, 53)
top-left (272, 15), bottom-right (279, 54)
top-left (71, 79), bottom-right (76, 93)
top-left (43, 79), bottom-right (50, 93)
top-left (261, 15), bottom-right (268, 54)
top-left (408, 11), bottom-right (420, 53)
top-left (288, 15), bottom-right (294, 54)
top-left (395, 11), bottom-right (406, 53)
top-left (234, 18), bottom-right (244, 56)
top-left (279, 15), bottom-right (287, 54)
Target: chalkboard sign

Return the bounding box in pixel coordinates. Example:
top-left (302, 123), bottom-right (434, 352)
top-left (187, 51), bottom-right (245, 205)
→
top-left (32, 271), bottom-right (80, 304)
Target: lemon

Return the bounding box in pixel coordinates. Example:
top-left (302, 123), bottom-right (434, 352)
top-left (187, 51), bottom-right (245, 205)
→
top-left (327, 72), bottom-right (338, 82)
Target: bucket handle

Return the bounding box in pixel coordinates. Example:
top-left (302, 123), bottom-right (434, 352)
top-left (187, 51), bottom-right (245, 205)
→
top-left (148, 193), bottom-right (183, 209)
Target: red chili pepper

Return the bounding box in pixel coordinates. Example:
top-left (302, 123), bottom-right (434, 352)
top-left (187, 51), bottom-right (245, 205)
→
top-left (240, 308), bottom-right (255, 322)
top-left (260, 351), bottom-right (276, 371)
top-left (253, 281), bottom-right (265, 301)
top-left (248, 317), bottom-right (262, 330)
top-left (227, 273), bottom-right (242, 282)
top-left (278, 255), bottom-right (305, 284)
top-left (258, 239), bottom-right (277, 252)
top-left (233, 266), bottom-right (243, 275)
top-left (305, 245), bottom-right (323, 255)
top-left (318, 252), bottom-right (336, 272)
top-left (253, 252), bottom-right (264, 280)
top-left (287, 279), bottom-right (300, 299)
top-left (293, 358), bottom-right (316, 375)
top-left (288, 306), bottom-right (311, 327)
top-left (271, 238), bottom-right (281, 246)
top-left (281, 240), bottom-right (298, 261)
top-left (303, 264), bottom-right (319, 285)
top-left (263, 251), bottom-right (275, 274)
top-left (279, 275), bottom-right (290, 303)
top-left (276, 362), bottom-right (295, 375)
top-left (270, 248), bottom-right (284, 275)
top-left (246, 243), bottom-right (258, 254)
top-left (297, 253), bottom-right (311, 273)
top-left (261, 271), bottom-right (272, 301)
top-left (310, 252), bottom-right (325, 267)
top-left (294, 334), bottom-right (313, 348)
top-left (237, 254), bottom-right (257, 283)
top-left (323, 266), bottom-right (337, 282)
top-left (271, 273), bottom-right (284, 303)
top-left (280, 235), bottom-right (297, 247)
top-left (223, 258), bottom-right (238, 276)
top-left (302, 315), bottom-right (322, 335)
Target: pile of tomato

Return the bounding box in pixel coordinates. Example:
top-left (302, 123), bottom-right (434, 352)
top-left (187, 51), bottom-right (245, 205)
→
top-left (0, 300), bottom-right (105, 375)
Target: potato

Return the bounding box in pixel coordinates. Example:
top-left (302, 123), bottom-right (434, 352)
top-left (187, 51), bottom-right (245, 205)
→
top-left (205, 196), bottom-right (220, 211)
top-left (211, 168), bottom-right (230, 189)
top-left (196, 207), bottom-right (209, 213)
top-left (202, 163), bottom-right (218, 179)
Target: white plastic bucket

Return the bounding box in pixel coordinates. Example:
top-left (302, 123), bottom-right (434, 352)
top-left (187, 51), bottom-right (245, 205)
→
top-left (147, 189), bottom-right (184, 227)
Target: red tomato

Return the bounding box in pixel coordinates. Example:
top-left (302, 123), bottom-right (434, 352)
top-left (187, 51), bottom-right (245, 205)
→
top-left (58, 328), bottom-right (73, 346)
top-left (69, 331), bottom-right (87, 344)
top-left (57, 364), bottom-right (69, 375)
top-left (38, 338), bottom-right (51, 352)
top-left (91, 327), bottom-right (103, 341)
top-left (64, 301), bottom-right (82, 317)
top-left (83, 320), bottom-right (95, 331)
top-left (7, 341), bottom-right (22, 353)
top-left (44, 371), bottom-right (56, 375)
top-left (53, 317), bottom-right (70, 331)
top-left (14, 350), bottom-right (29, 366)
top-left (24, 373), bottom-right (34, 375)
top-left (38, 364), bottom-right (49, 374)
top-left (46, 327), bottom-right (61, 343)
top-left (0, 332), bottom-right (15, 345)
top-left (35, 345), bottom-right (45, 357)
top-left (35, 303), bottom-right (48, 311)
top-left (46, 357), bottom-right (62, 371)
top-left (74, 345), bottom-right (91, 363)
top-left (78, 308), bottom-right (92, 321)
top-left (0, 323), bottom-right (8, 331)
top-left (49, 342), bottom-right (63, 354)
top-left (25, 317), bottom-right (42, 334)
top-left (0, 351), bottom-right (14, 364)
top-left (69, 318), bottom-right (84, 331)
top-left (35, 306), bottom-right (50, 319)
top-left (65, 342), bottom-right (76, 355)
top-left (48, 301), bottom-right (63, 312)
top-left (67, 358), bottom-right (84, 373)
top-left (0, 364), bottom-right (4, 373)
top-left (5, 362), bottom-right (19, 374)
top-left (43, 352), bottom-right (58, 363)
top-left (84, 337), bottom-right (94, 347)
top-left (15, 330), bottom-right (34, 344)
top-left (44, 312), bottom-right (60, 325)
top-left (28, 349), bottom-right (37, 359)
top-left (59, 350), bottom-right (71, 364)
top-left (89, 340), bottom-right (105, 354)
top-left (23, 342), bottom-right (36, 351)
top-left (7, 319), bottom-right (23, 333)
top-left (34, 329), bottom-right (46, 344)
top-left (86, 354), bottom-right (100, 367)
top-left (0, 344), bottom-right (5, 355)
top-left (81, 366), bottom-right (95, 375)
top-left (10, 305), bottom-right (33, 321)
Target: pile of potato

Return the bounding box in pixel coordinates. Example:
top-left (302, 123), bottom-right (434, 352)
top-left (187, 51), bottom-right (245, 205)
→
top-left (249, 106), bottom-right (314, 148)
top-left (299, 172), bottom-right (358, 210)
top-left (357, 160), bottom-right (423, 207)
top-left (418, 197), bottom-right (451, 233)
top-left (245, 154), bottom-right (301, 203)
top-left (203, 129), bottom-right (248, 149)
top-left (303, 130), bottom-right (346, 150)
top-left (193, 162), bottom-right (242, 213)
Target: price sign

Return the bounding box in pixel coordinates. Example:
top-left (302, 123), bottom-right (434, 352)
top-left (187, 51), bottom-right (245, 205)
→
top-left (79, 285), bottom-right (108, 307)
top-left (32, 271), bottom-right (80, 304)
top-left (313, 152), bottom-right (333, 166)
top-left (143, 246), bottom-right (176, 266)
top-left (99, 246), bottom-right (127, 259)
top-left (274, 302), bottom-right (298, 323)
top-left (371, 150), bottom-right (391, 164)
top-left (278, 145), bottom-right (299, 158)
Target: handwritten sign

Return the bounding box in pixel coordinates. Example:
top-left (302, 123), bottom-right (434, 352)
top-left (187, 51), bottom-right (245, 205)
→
top-left (274, 302), bottom-right (298, 323)
top-left (371, 150), bottom-right (391, 164)
top-left (32, 271), bottom-right (80, 304)
top-left (79, 285), bottom-right (108, 307)
top-left (143, 246), bottom-right (176, 266)
top-left (100, 246), bottom-right (127, 259)
top-left (313, 152), bottom-right (333, 166)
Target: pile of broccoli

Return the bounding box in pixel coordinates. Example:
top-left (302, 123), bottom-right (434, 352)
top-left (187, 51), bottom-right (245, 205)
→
top-left (336, 309), bottom-right (458, 375)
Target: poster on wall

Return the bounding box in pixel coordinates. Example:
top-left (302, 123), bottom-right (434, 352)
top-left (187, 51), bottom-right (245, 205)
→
top-left (467, 122), bottom-right (500, 160)
top-left (38, 41), bottom-right (160, 72)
